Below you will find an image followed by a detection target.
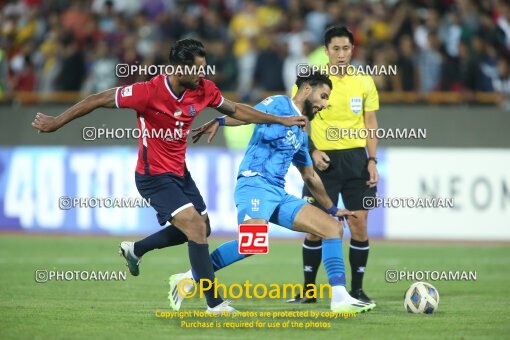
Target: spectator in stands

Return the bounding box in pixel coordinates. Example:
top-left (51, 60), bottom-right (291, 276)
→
top-left (206, 39), bottom-right (238, 91)
top-left (140, 0), bottom-right (168, 21)
top-left (56, 32), bottom-right (86, 91)
top-left (493, 58), bottom-right (510, 110)
top-left (395, 35), bottom-right (417, 92)
top-left (81, 40), bottom-right (118, 95)
top-left (439, 10), bottom-right (462, 59)
top-left (0, 48), bottom-right (8, 96)
top-left (98, 0), bottom-right (116, 34)
top-left (414, 9), bottom-right (440, 51)
top-left (13, 54), bottom-right (36, 91)
top-left (37, 29), bottom-right (61, 93)
top-left (480, 43), bottom-right (499, 92)
top-left (229, 0), bottom-right (260, 58)
top-left (417, 32), bottom-right (442, 93)
top-left (229, 1), bottom-right (260, 97)
top-left (282, 16), bottom-right (313, 93)
top-left (200, 10), bottom-right (229, 41)
top-left (0, 0), bottom-right (507, 106)
top-left (253, 38), bottom-right (285, 92)
top-left (495, 1), bottom-right (510, 51)
top-left (61, 2), bottom-right (92, 45)
top-left (305, 0), bottom-right (330, 45)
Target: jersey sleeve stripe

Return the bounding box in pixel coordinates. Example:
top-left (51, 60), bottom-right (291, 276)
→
top-left (115, 87), bottom-right (120, 108)
top-left (213, 96), bottom-right (224, 108)
top-left (139, 116), bottom-right (148, 147)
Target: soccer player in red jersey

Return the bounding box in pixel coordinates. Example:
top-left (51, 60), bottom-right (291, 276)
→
top-left (31, 39), bottom-right (306, 313)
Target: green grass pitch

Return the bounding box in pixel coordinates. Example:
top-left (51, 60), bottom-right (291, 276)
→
top-left (1, 235), bottom-right (509, 339)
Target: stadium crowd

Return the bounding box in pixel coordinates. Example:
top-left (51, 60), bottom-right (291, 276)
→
top-left (1, 0), bottom-right (509, 103)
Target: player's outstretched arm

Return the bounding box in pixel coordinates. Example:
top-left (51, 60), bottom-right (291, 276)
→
top-left (191, 115), bottom-right (248, 144)
top-left (215, 98), bottom-right (306, 127)
top-left (32, 88), bottom-right (117, 133)
top-left (298, 165), bottom-right (355, 218)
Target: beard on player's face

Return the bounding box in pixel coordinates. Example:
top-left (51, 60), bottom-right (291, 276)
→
top-left (303, 99), bottom-right (315, 121)
top-left (181, 76), bottom-right (199, 90)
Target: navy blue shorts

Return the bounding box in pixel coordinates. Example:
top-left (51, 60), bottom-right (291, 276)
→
top-left (135, 171), bottom-right (207, 226)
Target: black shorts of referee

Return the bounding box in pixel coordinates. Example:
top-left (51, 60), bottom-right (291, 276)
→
top-left (302, 147), bottom-right (376, 211)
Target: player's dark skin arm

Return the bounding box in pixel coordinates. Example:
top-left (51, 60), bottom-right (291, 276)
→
top-left (216, 98), bottom-right (306, 126)
top-left (297, 165), bottom-right (355, 218)
top-left (32, 88), bottom-right (117, 133)
top-left (191, 98), bottom-right (307, 143)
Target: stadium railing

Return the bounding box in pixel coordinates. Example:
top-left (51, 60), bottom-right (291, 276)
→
top-left (0, 91), bottom-right (502, 105)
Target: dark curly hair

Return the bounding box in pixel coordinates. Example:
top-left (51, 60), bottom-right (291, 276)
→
top-left (168, 39), bottom-right (206, 66)
top-left (295, 71), bottom-right (333, 90)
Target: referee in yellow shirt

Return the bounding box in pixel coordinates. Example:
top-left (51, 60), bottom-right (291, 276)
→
top-left (288, 26), bottom-right (379, 304)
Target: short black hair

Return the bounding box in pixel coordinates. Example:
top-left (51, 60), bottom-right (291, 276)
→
top-left (295, 71), bottom-right (332, 90)
top-left (169, 39), bottom-right (206, 66)
top-left (324, 26), bottom-right (354, 46)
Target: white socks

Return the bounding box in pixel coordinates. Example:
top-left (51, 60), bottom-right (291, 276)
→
top-left (331, 285), bottom-right (353, 304)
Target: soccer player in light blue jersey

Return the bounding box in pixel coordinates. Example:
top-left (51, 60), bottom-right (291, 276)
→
top-left (169, 72), bottom-right (376, 314)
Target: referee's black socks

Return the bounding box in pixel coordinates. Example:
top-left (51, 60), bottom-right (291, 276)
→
top-left (302, 238), bottom-right (322, 291)
top-left (349, 239), bottom-right (370, 291)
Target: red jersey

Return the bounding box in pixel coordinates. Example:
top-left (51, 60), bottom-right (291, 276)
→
top-left (115, 74), bottom-right (224, 176)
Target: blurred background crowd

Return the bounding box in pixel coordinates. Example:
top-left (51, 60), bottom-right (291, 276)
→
top-left (1, 0), bottom-right (509, 104)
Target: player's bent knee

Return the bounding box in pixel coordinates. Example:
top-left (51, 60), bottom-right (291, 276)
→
top-left (306, 233), bottom-right (322, 242)
top-left (172, 208), bottom-right (207, 242)
top-left (185, 219), bottom-right (207, 242)
top-left (347, 212), bottom-right (367, 228)
top-left (321, 223), bottom-right (342, 239)
top-left (203, 216), bottom-right (211, 237)
top-left (347, 212), bottom-right (368, 240)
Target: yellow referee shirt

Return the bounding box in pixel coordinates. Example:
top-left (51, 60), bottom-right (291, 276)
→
top-left (292, 72), bottom-right (379, 150)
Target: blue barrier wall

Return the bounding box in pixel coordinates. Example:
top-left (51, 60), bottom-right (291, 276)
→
top-left (0, 146), bottom-right (385, 238)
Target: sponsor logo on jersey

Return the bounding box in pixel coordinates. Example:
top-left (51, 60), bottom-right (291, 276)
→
top-left (121, 86), bottom-right (132, 97)
top-left (188, 105), bottom-right (196, 116)
top-left (262, 97), bottom-right (273, 106)
top-left (251, 198), bottom-right (260, 212)
top-left (350, 97), bottom-right (362, 114)
top-left (286, 130), bottom-right (301, 150)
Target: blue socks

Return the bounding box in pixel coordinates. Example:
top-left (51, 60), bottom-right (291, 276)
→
top-left (191, 238), bottom-right (345, 293)
top-left (191, 240), bottom-right (248, 281)
top-left (210, 240), bottom-right (247, 271)
top-left (322, 238), bottom-right (346, 287)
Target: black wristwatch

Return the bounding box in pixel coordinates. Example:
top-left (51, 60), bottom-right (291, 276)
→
top-left (368, 157), bottom-right (378, 164)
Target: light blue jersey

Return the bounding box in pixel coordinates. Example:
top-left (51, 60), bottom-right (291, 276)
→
top-left (202, 96), bottom-right (349, 293)
top-left (234, 95), bottom-right (312, 228)
top-left (237, 95), bottom-right (312, 188)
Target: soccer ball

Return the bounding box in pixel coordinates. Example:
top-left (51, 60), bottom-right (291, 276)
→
top-left (403, 281), bottom-right (440, 314)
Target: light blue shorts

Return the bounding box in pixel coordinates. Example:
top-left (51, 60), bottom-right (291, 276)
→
top-left (234, 176), bottom-right (307, 229)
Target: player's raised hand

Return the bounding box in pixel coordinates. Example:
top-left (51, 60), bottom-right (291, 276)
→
top-left (335, 209), bottom-right (356, 218)
top-left (281, 115), bottom-right (307, 128)
top-left (191, 119), bottom-right (219, 144)
top-left (32, 112), bottom-right (59, 133)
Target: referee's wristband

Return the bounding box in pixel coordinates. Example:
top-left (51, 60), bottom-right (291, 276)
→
top-left (326, 205), bottom-right (337, 216)
top-left (215, 116), bottom-right (225, 126)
